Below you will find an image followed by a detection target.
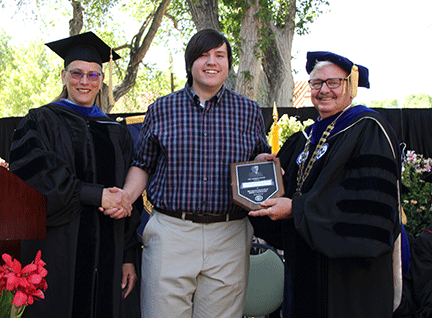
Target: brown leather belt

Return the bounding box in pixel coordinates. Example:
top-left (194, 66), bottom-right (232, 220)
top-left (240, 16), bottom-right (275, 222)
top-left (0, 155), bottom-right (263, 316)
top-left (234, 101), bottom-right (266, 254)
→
top-left (155, 208), bottom-right (247, 224)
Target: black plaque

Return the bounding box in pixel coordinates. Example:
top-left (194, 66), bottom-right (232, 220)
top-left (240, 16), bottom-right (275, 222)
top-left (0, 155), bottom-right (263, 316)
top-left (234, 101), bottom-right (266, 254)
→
top-left (231, 158), bottom-right (285, 211)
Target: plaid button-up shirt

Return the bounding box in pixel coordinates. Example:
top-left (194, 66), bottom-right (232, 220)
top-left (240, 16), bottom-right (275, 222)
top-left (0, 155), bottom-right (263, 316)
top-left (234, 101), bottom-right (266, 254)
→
top-left (132, 83), bottom-right (271, 214)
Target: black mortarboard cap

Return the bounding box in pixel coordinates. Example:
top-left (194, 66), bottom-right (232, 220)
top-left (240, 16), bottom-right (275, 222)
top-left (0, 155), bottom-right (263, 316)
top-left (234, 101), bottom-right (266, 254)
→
top-left (306, 51), bottom-right (370, 88)
top-left (45, 31), bottom-right (121, 68)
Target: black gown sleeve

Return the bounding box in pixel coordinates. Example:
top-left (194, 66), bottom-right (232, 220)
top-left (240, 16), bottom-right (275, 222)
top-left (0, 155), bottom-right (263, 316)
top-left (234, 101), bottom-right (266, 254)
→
top-left (9, 108), bottom-right (102, 227)
top-left (292, 117), bottom-right (401, 258)
top-left (119, 125), bottom-right (143, 263)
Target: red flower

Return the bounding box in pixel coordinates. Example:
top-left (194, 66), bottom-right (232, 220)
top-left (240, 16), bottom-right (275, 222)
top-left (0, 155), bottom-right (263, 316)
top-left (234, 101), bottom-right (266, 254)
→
top-left (0, 251), bottom-right (48, 307)
top-left (0, 264), bottom-right (7, 292)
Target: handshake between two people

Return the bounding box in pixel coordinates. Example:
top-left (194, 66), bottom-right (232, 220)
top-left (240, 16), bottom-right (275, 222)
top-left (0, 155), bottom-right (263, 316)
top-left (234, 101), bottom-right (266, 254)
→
top-left (99, 187), bottom-right (132, 219)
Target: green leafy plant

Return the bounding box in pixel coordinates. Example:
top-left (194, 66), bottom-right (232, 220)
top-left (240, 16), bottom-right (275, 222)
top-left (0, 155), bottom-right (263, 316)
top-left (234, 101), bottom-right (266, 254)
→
top-left (401, 150), bottom-right (432, 237)
top-left (267, 114), bottom-right (314, 147)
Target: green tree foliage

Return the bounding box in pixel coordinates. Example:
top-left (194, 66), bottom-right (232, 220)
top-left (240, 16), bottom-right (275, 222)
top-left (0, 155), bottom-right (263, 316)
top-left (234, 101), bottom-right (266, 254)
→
top-left (369, 98), bottom-right (399, 108)
top-left (3, 0), bottom-right (117, 30)
top-left (77, 0), bottom-right (120, 29)
top-left (0, 1), bottom-right (187, 116)
top-left (0, 31), bottom-right (13, 77)
top-left (403, 93), bottom-right (432, 108)
top-left (112, 62), bottom-right (185, 113)
top-left (0, 35), bottom-right (61, 117)
top-left (0, 0), bottom-right (328, 116)
top-left (219, 0), bottom-right (328, 66)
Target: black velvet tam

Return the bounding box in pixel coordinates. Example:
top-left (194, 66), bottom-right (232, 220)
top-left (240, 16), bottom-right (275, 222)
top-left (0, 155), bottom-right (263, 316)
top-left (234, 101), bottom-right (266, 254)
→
top-left (306, 51), bottom-right (370, 88)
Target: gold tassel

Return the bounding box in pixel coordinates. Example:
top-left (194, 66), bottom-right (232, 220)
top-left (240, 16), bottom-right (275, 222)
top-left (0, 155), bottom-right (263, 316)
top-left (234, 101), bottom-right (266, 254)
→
top-left (108, 48), bottom-right (115, 107)
top-left (401, 207), bottom-right (407, 225)
top-left (270, 102), bottom-right (280, 154)
top-left (349, 65), bottom-right (359, 98)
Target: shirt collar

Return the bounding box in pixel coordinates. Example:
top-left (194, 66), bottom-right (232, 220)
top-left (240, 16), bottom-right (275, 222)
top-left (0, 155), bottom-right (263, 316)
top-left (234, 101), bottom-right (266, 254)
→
top-left (184, 82), bottom-right (226, 108)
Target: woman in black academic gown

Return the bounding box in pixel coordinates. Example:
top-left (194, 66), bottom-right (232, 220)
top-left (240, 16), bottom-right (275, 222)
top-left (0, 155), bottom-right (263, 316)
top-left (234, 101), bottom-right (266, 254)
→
top-left (9, 32), bottom-right (141, 318)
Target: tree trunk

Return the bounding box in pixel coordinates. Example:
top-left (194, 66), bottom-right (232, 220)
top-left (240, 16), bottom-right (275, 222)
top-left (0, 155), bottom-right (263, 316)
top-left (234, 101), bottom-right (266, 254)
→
top-left (234, 0), bottom-right (261, 101)
top-left (186, 0), bottom-right (220, 30)
top-left (69, 0), bottom-right (83, 36)
top-left (259, 0), bottom-right (296, 108)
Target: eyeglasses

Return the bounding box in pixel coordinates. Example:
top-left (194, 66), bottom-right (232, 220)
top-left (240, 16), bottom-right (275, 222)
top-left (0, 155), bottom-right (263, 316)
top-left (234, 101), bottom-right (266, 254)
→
top-left (68, 69), bottom-right (102, 82)
top-left (308, 78), bottom-right (347, 90)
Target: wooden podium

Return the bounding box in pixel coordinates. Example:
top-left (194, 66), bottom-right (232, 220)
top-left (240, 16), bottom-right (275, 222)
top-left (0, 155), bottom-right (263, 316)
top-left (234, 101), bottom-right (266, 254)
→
top-left (0, 167), bottom-right (46, 261)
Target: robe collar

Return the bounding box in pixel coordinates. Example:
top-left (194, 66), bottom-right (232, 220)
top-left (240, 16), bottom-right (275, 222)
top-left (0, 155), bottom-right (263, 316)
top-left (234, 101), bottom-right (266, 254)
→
top-left (54, 99), bottom-right (107, 118)
top-left (306, 105), bottom-right (377, 144)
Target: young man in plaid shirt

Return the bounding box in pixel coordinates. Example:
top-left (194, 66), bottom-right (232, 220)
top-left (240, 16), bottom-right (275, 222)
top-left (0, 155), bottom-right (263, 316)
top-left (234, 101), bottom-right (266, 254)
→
top-left (114, 29), bottom-right (270, 317)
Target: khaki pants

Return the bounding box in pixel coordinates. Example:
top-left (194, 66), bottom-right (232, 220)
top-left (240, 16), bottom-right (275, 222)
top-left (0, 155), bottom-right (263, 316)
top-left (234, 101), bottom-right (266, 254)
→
top-left (140, 209), bottom-right (253, 318)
